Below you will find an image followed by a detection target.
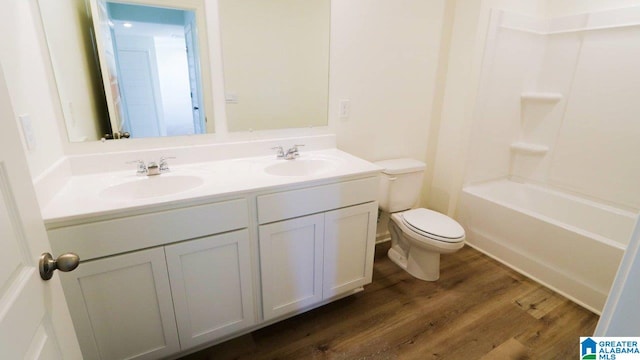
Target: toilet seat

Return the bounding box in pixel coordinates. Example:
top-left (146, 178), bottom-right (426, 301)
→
top-left (400, 208), bottom-right (465, 243)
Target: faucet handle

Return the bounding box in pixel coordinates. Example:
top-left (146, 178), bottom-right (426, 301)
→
top-left (159, 156), bottom-right (175, 173)
top-left (271, 146), bottom-right (285, 158)
top-left (127, 160), bottom-right (147, 176)
top-left (290, 144), bottom-right (305, 157)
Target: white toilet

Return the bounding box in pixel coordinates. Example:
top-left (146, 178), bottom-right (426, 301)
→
top-left (374, 158), bottom-right (465, 281)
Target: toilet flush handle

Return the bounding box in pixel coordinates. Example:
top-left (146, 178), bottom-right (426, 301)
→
top-left (388, 177), bottom-right (398, 181)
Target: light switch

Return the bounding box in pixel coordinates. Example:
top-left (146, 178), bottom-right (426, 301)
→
top-left (19, 114), bottom-right (37, 151)
top-left (339, 99), bottom-right (351, 119)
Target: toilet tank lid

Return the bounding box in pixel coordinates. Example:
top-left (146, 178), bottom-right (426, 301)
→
top-left (373, 158), bottom-right (426, 175)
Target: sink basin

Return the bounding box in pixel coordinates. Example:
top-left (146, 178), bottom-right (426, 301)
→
top-left (100, 175), bottom-right (204, 200)
top-left (264, 159), bottom-right (338, 177)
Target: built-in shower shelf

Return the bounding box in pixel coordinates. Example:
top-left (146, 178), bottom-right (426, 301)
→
top-left (521, 92), bottom-right (563, 102)
top-left (510, 142), bottom-right (549, 155)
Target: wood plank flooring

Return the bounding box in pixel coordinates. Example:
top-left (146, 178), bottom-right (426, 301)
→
top-left (179, 242), bottom-right (599, 360)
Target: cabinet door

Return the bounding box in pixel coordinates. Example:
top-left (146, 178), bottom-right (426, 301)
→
top-left (259, 213), bottom-right (324, 321)
top-left (60, 247), bottom-right (179, 360)
top-left (323, 202), bottom-right (378, 299)
top-left (165, 230), bottom-right (255, 349)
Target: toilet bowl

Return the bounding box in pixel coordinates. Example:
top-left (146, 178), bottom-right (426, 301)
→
top-left (374, 158), bottom-right (466, 281)
top-left (388, 208), bottom-right (465, 281)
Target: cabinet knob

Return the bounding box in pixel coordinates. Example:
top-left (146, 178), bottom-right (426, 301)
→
top-left (39, 252), bottom-right (80, 280)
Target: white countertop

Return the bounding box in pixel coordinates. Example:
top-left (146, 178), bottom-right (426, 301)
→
top-left (41, 149), bottom-right (382, 228)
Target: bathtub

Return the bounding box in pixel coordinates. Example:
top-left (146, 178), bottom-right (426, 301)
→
top-left (458, 179), bottom-right (638, 314)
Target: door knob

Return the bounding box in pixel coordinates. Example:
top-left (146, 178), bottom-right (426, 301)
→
top-left (39, 252), bottom-right (80, 280)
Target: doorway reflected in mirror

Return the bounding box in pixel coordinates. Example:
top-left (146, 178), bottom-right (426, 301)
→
top-left (37, 0), bottom-right (214, 141)
top-left (92, 1), bottom-right (206, 138)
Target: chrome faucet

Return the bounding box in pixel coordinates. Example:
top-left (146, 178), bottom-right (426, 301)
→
top-left (128, 157), bottom-right (174, 176)
top-left (272, 144), bottom-right (305, 160)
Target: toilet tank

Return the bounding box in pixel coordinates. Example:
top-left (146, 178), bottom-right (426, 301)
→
top-left (374, 158), bottom-right (426, 213)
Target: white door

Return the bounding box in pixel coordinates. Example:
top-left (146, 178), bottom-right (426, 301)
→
top-left (0, 68), bottom-right (81, 357)
top-left (184, 13), bottom-right (204, 134)
top-left (116, 45), bottom-right (165, 137)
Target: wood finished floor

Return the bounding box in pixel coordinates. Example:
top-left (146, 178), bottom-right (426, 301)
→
top-left (179, 242), bottom-right (599, 360)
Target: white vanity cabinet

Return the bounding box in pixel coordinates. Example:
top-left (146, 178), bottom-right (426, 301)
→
top-left (257, 178), bottom-right (379, 321)
top-left (47, 198), bottom-right (255, 360)
top-left (165, 229), bottom-right (254, 349)
top-left (322, 203), bottom-right (378, 298)
top-left (60, 248), bottom-right (180, 360)
top-left (45, 168), bottom-right (381, 359)
top-left (259, 213), bottom-right (325, 320)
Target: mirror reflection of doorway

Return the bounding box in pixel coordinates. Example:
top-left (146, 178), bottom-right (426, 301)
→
top-left (97, 1), bottom-right (205, 138)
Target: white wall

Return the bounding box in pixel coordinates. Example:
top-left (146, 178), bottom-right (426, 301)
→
top-left (38, 0), bottom-right (106, 142)
top-left (330, 0), bottom-right (446, 166)
top-left (428, 0), bottom-right (546, 215)
top-left (0, 0), bottom-right (66, 180)
top-left (331, 0), bottom-right (449, 238)
top-left (219, 0), bottom-right (330, 132)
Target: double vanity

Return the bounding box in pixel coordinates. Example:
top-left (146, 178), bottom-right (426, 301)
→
top-left (39, 143), bottom-right (381, 360)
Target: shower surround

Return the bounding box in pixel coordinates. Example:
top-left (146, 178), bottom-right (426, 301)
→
top-left (458, 7), bottom-right (640, 313)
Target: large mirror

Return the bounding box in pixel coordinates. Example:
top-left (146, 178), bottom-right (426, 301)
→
top-left (38, 0), bottom-right (330, 142)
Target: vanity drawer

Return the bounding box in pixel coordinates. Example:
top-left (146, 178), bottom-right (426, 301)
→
top-left (257, 177), bottom-right (378, 224)
top-left (48, 198), bottom-right (248, 261)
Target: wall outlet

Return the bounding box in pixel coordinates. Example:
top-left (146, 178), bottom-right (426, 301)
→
top-left (19, 114), bottom-right (37, 151)
top-left (339, 99), bottom-right (351, 119)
